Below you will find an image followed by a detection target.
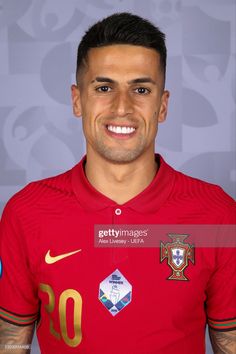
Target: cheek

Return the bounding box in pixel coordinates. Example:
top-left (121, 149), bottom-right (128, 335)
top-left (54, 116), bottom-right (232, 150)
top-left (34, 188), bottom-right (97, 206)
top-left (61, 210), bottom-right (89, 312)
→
top-left (81, 106), bottom-right (101, 136)
top-left (146, 112), bottom-right (159, 134)
top-left (147, 109), bottom-right (160, 123)
top-left (84, 97), bottom-right (111, 119)
top-left (87, 92), bottom-right (113, 105)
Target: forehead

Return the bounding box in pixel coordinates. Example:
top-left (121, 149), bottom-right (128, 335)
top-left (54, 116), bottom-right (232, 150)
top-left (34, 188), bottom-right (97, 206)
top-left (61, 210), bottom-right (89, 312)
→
top-left (84, 44), bottom-right (161, 79)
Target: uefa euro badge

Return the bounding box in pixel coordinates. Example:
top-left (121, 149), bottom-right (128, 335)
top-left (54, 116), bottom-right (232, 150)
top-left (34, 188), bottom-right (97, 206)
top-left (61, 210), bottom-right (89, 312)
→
top-left (160, 234), bottom-right (194, 281)
top-left (99, 269), bottom-right (132, 316)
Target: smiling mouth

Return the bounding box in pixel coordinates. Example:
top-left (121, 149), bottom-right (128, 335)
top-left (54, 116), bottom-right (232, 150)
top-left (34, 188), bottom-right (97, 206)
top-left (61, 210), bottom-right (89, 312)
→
top-left (106, 124), bottom-right (136, 135)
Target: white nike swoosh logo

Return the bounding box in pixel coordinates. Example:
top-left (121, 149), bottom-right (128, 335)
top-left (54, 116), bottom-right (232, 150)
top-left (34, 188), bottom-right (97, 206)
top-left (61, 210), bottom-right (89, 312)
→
top-left (45, 249), bottom-right (82, 264)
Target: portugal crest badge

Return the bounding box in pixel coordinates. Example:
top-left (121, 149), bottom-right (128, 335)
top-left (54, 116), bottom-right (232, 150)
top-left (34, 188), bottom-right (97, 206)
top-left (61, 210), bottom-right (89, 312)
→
top-left (160, 234), bottom-right (194, 281)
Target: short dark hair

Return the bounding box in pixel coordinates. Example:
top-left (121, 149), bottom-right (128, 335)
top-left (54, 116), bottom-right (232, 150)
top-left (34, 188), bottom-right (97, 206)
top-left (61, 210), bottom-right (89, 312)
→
top-left (76, 12), bottom-right (167, 85)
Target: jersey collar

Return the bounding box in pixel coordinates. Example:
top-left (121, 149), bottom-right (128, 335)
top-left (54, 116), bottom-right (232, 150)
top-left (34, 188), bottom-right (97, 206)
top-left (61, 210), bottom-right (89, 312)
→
top-left (71, 154), bottom-right (175, 213)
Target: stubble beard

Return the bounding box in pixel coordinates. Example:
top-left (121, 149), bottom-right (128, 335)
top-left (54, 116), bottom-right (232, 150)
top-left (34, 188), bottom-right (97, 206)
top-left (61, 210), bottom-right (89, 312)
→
top-left (93, 134), bottom-right (147, 164)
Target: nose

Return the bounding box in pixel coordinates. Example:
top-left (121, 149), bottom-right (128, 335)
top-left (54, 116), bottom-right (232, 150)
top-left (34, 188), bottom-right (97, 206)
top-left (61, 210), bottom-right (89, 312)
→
top-left (111, 91), bottom-right (134, 116)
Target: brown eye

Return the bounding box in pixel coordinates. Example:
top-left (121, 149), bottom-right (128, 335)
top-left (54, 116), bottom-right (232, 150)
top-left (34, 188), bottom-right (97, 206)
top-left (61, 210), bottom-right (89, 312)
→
top-left (135, 87), bottom-right (150, 94)
top-left (96, 86), bottom-right (111, 92)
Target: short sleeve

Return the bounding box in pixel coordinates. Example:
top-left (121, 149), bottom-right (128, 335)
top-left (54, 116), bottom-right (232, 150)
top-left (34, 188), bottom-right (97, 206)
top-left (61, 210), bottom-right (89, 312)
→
top-left (0, 202), bottom-right (39, 326)
top-left (206, 204), bottom-right (236, 332)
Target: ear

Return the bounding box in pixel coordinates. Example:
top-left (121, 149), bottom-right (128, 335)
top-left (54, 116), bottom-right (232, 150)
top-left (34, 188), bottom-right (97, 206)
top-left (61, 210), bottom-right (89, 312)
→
top-left (71, 84), bottom-right (82, 117)
top-left (157, 90), bottom-right (170, 123)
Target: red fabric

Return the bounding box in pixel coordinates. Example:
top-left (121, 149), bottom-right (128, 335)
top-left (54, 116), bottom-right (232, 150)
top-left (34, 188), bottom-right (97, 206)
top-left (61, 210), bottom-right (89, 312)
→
top-left (0, 154), bottom-right (235, 354)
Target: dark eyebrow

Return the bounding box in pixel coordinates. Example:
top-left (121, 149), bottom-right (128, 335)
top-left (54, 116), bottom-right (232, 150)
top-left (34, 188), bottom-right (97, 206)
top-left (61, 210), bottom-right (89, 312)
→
top-left (91, 76), bottom-right (157, 85)
top-left (91, 77), bottom-right (116, 84)
top-left (127, 77), bottom-right (156, 85)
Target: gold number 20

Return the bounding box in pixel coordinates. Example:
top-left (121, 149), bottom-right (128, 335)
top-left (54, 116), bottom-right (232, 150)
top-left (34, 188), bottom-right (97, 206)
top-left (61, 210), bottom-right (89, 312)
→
top-left (40, 284), bottom-right (82, 347)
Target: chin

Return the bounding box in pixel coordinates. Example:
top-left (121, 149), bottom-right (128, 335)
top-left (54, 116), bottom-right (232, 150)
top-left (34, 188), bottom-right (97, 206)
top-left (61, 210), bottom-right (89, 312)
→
top-left (99, 149), bottom-right (144, 164)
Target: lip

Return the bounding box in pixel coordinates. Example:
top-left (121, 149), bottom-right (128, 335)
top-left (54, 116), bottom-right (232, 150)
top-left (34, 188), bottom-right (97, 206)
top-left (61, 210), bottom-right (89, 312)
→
top-left (104, 124), bottom-right (137, 139)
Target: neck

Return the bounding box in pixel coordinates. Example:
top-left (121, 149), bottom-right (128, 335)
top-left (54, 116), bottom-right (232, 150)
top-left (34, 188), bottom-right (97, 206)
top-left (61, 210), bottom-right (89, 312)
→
top-left (84, 151), bottom-right (158, 204)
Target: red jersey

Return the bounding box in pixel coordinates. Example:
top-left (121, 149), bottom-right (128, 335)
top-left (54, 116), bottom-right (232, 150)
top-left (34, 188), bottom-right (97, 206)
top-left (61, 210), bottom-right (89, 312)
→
top-left (0, 155), bottom-right (235, 354)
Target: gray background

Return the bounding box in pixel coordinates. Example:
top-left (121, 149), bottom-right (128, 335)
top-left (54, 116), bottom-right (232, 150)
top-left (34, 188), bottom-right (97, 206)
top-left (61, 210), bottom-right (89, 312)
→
top-left (0, 0), bottom-right (235, 353)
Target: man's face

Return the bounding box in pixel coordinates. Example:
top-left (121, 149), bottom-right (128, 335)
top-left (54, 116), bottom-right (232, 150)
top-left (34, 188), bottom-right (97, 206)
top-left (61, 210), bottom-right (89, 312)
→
top-left (72, 44), bottom-right (169, 163)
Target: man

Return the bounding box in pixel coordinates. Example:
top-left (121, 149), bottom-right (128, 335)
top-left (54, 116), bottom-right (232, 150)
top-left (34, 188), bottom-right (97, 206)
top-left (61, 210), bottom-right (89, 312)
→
top-left (0, 12), bottom-right (235, 354)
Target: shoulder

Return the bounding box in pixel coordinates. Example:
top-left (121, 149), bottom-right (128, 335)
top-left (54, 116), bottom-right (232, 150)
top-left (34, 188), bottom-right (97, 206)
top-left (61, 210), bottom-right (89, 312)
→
top-left (169, 166), bottom-right (235, 222)
top-left (2, 168), bottom-right (74, 219)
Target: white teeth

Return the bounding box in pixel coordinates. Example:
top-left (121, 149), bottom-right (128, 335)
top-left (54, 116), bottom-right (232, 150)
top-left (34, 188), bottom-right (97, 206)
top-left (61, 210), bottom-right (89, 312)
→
top-left (107, 125), bottom-right (136, 134)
